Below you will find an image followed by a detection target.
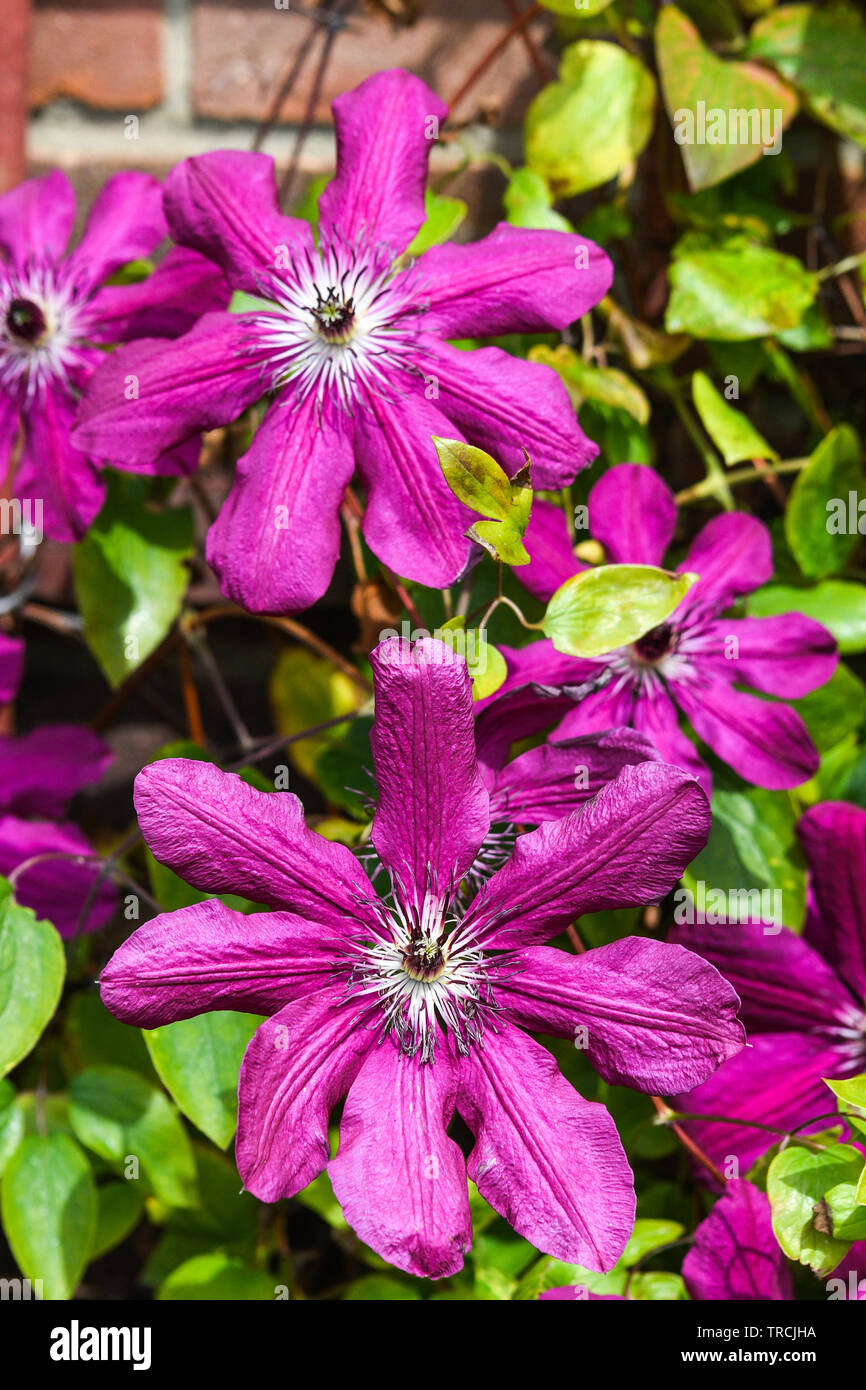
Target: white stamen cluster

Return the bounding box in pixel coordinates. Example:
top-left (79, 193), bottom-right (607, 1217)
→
top-left (249, 235), bottom-right (423, 410)
top-left (0, 265), bottom-right (88, 405)
top-left (345, 874), bottom-right (494, 1063)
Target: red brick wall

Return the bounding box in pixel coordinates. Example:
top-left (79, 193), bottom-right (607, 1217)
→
top-left (20, 1), bottom-right (551, 215)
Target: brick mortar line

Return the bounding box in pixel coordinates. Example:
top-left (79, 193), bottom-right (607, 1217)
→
top-left (163, 0), bottom-right (193, 125)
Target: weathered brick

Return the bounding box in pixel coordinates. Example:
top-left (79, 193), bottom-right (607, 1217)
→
top-left (30, 0), bottom-right (164, 112)
top-left (193, 0), bottom-right (549, 126)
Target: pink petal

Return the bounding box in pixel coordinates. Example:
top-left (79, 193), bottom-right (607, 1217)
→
top-left (673, 674), bottom-right (819, 789)
top-left (517, 499), bottom-right (585, 603)
top-left (319, 69), bottom-right (446, 264)
top-left (631, 687), bottom-right (710, 793)
top-left (19, 389), bottom-right (105, 542)
top-left (413, 336), bottom-right (595, 488)
top-left (674, 1033), bottom-right (854, 1173)
top-left (0, 170), bottom-right (75, 267)
top-left (0, 633), bottom-right (24, 704)
top-left (496, 938), bottom-right (744, 1094)
top-left (668, 919), bottom-right (859, 1036)
top-left (588, 463), bottom-right (678, 567)
top-left (329, 1038), bottom-right (472, 1279)
top-left (101, 898), bottom-right (338, 1027)
top-left (0, 724), bottom-right (112, 818)
top-left (677, 513), bottom-right (772, 615)
top-left (456, 1022), bottom-right (634, 1270)
top-left (164, 151), bottom-right (314, 294)
top-left (683, 1180), bottom-right (794, 1301)
top-left (370, 637), bottom-right (489, 898)
top-left (64, 171), bottom-right (167, 293)
top-left (464, 763), bottom-right (709, 950)
top-left (72, 312), bottom-right (271, 468)
top-left (0, 815), bottom-right (116, 937)
top-left (798, 802), bottom-right (866, 1001)
top-left (134, 758), bottom-right (380, 933)
top-left (353, 375), bottom-right (473, 587)
top-left (689, 614), bottom-right (838, 698)
top-left (88, 246), bottom-right (231, 343)
top-left (415, 223), bottom-right (612, 338)
top-left (236, 988), bottom-right (376, 1201)
top-left (207, 393), bottom-right (354, 614)
top-left (488, 729), bottom-right (659, 824)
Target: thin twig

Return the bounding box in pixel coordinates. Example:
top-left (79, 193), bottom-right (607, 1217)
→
top-left (187, 603), bottom-right (371, 693)
top-left (447, 3), bottom-right (543, 115)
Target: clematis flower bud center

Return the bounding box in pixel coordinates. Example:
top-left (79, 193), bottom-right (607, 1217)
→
top-left (633, 622), bottom-right (674, 664)
top-left (6, 297), bottom-right (49, 346)
top-left (311, 285), bottom-right (356, 343)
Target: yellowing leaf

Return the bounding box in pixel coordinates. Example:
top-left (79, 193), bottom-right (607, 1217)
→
top-left (542, 565), bottom-right (696, 658)
top-left (433, 437), bottom-right (533, 567)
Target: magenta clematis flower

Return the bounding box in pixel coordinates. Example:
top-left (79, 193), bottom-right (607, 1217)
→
top-left (540, 1180), bottom-right (793, 1301)
top-left (100, 637), bottom-right (744, 1279)
top-left (0, 170), bottom-right (227, 541)
top-left (0, 723), bottom-right (116, 935)
top-left (670, 801), bottom-right (866, 1174)
top-left (73, 69), bottom-right (612, 614)
top-left (497, 463), bottom-right (837, 794)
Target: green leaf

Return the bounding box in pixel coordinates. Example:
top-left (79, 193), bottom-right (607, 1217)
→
top-left (747, 580), bottom-right (866, 654)
top-left (435, 616), bottom-right (507, 700)
top-left (433, 436), bottom-right (533, 566)
top-left (157, 1252), bottom-right (275, 1301)
top-left (1, 1133), bottom-right (97, 1300)
top-left (529, 343), bottom-right (650, 424)
top-left (72, 471), bottom-right (195, 688)
top-left (268, 646), bottom-right (362, 783)
top-left (537, 0), bottom-right (615, 14)
top-left (785, 425), bottom-right (863, 578)
top-left (684, 780), bottom-right (806, 929)
top-left (767, 1141), bottom-right (861, 1275)
top-left (0, 876), bottom-right (65, 1078)
top-left (0, 1080), bottom-right (24, 1177)
top-left (60, 990), bottom-right (156, 1081)
top-left (748, 3), bottom-right (866, 149)
top-left (542, 565), bottom-right (696, 659)
top-left (104, 259), bottom-right (154, 286)
top-left (344, 1274), bottom-right (423, 1301)
top-left (503, 168), bottom-right (572, 232)
top-left (691, 371), bottom-right (776, 464)
top-left (824, 1075), bottom-right (866, 1110)
top-left (621, 1219), bottom-right (684, 1266)
top-left (90, 1181), bottom-right (145, 1261)
top-left (631, 1272), bottom-right (689, 1301)
top-left (144, 1012), bottom-right (262, 1148)
top-left (228, 289), bottom-right (279, 315)
top-left (404, 189), bottom-right (467, 256)
top-left (68, 1065), bottom-right (198, 1209)
top-left (525, 40), bottom-right (657, 197)
top-left (657, 4), bottom-right (797, 190)
top-left (666, 231), bottom-right (817, 340)
top-left (792, 662), bottom-right (866, 753)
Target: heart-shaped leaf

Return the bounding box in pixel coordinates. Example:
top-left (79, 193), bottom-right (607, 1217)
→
top-left (657, 6), bottom-right (797, 190)
top-left (433, 437), bottom-right (532, 566)
top-left (1, 1133), bottom-right (97, 1300)
top-left (748, 3), bottom-right (866, 149)
top-left (666, 231), bottom-right (817, 339)
top-left (526, 40), bottom-right (657, 197)
top-left (542, 565), bottom-right (697, 658)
